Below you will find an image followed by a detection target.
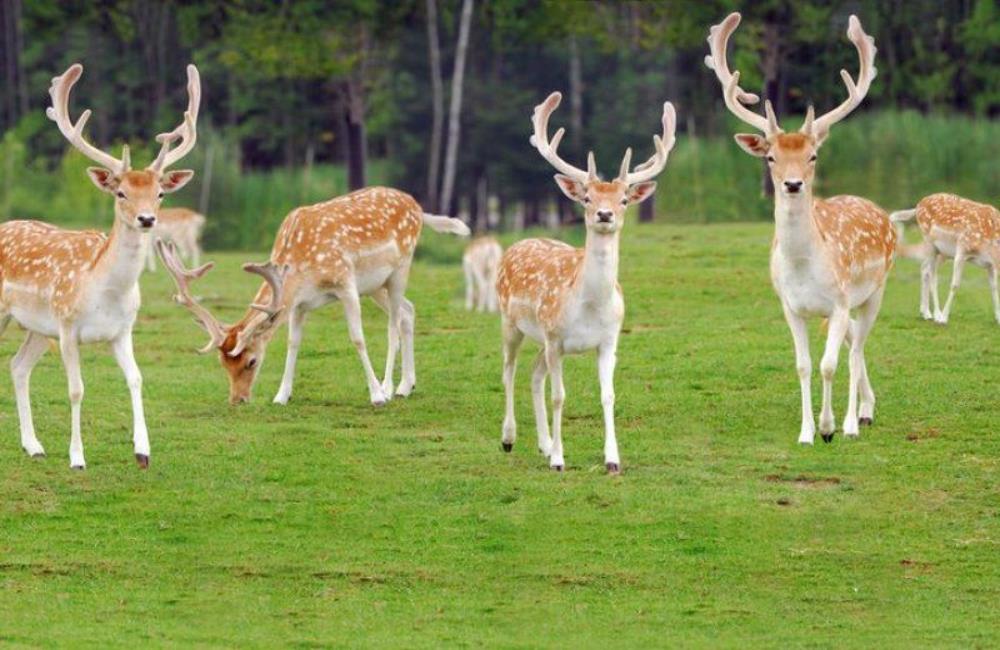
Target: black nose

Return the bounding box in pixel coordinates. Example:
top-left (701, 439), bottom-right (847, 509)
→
top-left (596, 210), bottom-right (614, 223)
top-left (137, 215), bottom-right (156, 228)
top-left (784, 180), bottom-right (803, 193)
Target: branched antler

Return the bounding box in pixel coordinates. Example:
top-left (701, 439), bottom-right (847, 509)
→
top-left (227, 262), bottom-right (289, 357)
top-left (149, 64), bottom-right (201, 172)
top-left (156, 239), bottom-right (227, 353)
top-left (46, 64), bottom-right (129, 172)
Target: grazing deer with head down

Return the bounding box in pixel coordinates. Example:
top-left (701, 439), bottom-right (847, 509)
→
top-left (706, 13), bottom-right (896, 444)
top-left (497, 92), bottom-right (674, 473)
top-left (891, 194), bottom-right (1000, 325)
top-left (158, 187), bottom-right (469, 406)
top-left (463, 236), bottom-right (503, 312)
top-left (145, 206), bottom-right (205, 272)
top-left (0, 63), bottom-right (199, 468)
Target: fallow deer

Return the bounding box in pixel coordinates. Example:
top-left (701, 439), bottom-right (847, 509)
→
top-left (706, 13), bottom-right (896, 444)
top-left (145, 206), bottom-right (205, 272)
top-left (497, 92), bottom-right (675, 473)
top-left (158, 187), bottom-right (469, 406)
top-left (0, 63), bottom-right (200, 468)
top-left (463, 236), bottom-right (503, 312)
top-left (891, 194), bottom-right (1000, 325)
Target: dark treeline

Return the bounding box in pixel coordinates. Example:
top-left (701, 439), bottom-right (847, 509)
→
top-left (1, 0), bottom-right (997, 233)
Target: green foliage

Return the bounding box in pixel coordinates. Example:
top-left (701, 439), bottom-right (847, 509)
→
top-left (1, 224), bottom-right (999, 645)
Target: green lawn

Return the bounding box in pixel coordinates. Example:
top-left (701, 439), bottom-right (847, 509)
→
top-left (1, 221), bottom-right (998, 647)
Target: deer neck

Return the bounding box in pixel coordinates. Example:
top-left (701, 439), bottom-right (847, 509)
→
top-left (578, 229), bottom-right (620, 302)
top-left (95, 211), bottom-right (149, 293)
top-left (773, 188), bottom-right (821, 262)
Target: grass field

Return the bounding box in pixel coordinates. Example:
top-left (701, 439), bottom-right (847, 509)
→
top-left (1, 220), bottom-right (999, 647)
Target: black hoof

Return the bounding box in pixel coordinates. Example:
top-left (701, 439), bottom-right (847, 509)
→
top-left (501, 442), bottom-right (513, 453)
top-left (551, 464), bottom-right (564, 472)
top-left (821, 432), bottom-right (834, 443)
top-left (859, 417), bottom-right (873, 426)
top-left (71, 465), bottom-right (85, 471)
top-left (135, 453), bottom-right (150, 469)
top-left (606, 462), bottom-right (620, 475)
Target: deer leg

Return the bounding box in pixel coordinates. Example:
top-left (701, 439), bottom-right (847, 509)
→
top-left (337, 283), bottom-right (388, 406)
top-left (388, 264), bottom-right (415, 397)
top-left (930, 253), bottom-right (944, 320)
top-left (11, 332), bottom-right (49, 457)
top-left (500, 319), bottom-right (523, 452)
top-left (919, 252), bottom-right (934, 320)
top-left (273, 306), bottom-right (306, 405)
top-left (545, 337), bottom-right (566, 471)
top-left (476, 267), bottom-right (491, 312)
top-left (369, 288), bottom-right (398, 398)
top-left (463, 259), bottom-right (475, 311)
top-left (486, 267), bottom-right (499, 313)
top-left (146, 238), bottom-right (157, 272)
top-left (597, 335), bottom-right (620, 474)
top-left (989, 264), bottom-right (1000, 325)
top-left (819, 307), bottom-right (850, 440)
top-left (530, 350), bottom-right (551, 456)
top-left (937, 247), bottom-right (966, 324)
top-left (111, 329), bottom-right (150, 467)
top-left (58, 327), bottom-right (86, 469)
top-left (781, 302), bottom-right (815, 444)
top-left (380, 269), bottom-right (411, 398)
top-left (844, 287), bottom-right (883, 435)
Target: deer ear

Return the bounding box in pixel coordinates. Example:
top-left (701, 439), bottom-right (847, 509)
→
top-left (553, 174), bottom-right (587, 203)
top-left (86, 167), bottom-right (118, 193)
top-left (161, 169), bottom-right (194, 194)
top-left (626, 181), bottom-right (657, 205)
top-left (734, 134), bottom-right (769, 158)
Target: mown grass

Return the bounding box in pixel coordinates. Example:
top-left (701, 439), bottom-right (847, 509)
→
top-left (1, 220), bottom-right (999, 647)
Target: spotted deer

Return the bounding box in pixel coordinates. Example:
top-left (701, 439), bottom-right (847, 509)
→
top-left (891, 194), bottom-right (1000, 325)
top-left (463, 236), bottom-right (503, 312)
top-left (145, 206), bottom-right (205, 272)
top-left (706, 13), bottom-right (896, 444)
top-left (497, 92), bottom-right (674, 474)
top-left (158, 187), bottom-right (470, 406)
top-left (0, 63), bottom-right (199, 468)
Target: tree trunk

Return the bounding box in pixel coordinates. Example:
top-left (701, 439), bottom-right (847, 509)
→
top-left (568, 35), bottom-right (583, 154)
top-left (198, 138), bottom-right (215, 216)
top-left (639, 198), bottom-right (655, 222)
top-left (340, 78), bottom-right (367, 191)
top-left (425, 0), bottom-right (445, 209)
top-left (439, 0), bottom-right (474, 215)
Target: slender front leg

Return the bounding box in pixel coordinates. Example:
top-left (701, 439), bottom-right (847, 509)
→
top-left (396, 299), bottom-right (416, 396)
top-left (273, 307), bottom-right (306, 405)
top-left (463, 260), bottom-right (475, 311)
top-left (989, 264), bottom-right (1000, 325)
top-left (11, 332), bottom-right (49, 457)
top-left (545, 337), bottom-right (565, 471)
top-left (919, 253), bottom-right (934, 320)
top-left (111, 330), bottom-right (151, 467)
top-left (843, 287), bottom-right (884, 436)
top-left (58, 327), bottom-right (86, 469)
top-left (819, 307), bottom-right (850, 440)
top-left (781, 303), bottom-right (815, 444)
top-left (530, 350), bottom-right (551, 456)
top-left (597, 335), bottom-right (620, 474)
top-left (937, 248), bottom-right (966, 324)
top-left (500, 320), bottom-right (523, 452)
top-left (337, 283), bottom-right (388, 406)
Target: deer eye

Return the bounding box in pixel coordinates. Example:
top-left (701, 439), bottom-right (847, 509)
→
top-left (116, 191), bottom-right (127, 199)
top-left (766, 155), bottom-right (776, 164)
top-left (620, 198), bottom-right (628, 206)
top-left (808, 155), bottom-right (817, 163)
top-left (583, 196), bottom-right (591, 204)
top-left (158, 191), bottom-right (165, 199)
top-left (246, 358), bottom-right (257, 370)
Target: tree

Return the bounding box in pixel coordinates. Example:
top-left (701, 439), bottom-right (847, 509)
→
top-left (439, 0), bottom-right (474, 215)
top-left (425, 0), bottom-right (445, 208)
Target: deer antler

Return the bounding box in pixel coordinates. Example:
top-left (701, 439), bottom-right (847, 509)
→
top-left (46, 64), bottom-right (129, 172)
top-left (227, 262), bottom-right (288, 357)
top-left (617, 101), bottom-right (677, 185)
top-left (530, 92), bottom-right (595, 183)
top-left (156, 239), bottom-right (228, 353)
top-left (804, 16), bottom-right (877, 139)
top-left (704, 13), bottom-right (779, 136)
top-left (149, 65), bottom-right (201, 172)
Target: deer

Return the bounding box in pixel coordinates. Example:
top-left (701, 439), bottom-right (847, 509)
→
top-left (463, 236), bottom-right (503, 312)
top-left (157, 187), bottom-right (470, 406)
top-left (0, 63), bottom-right (199, 469)
top-left (890, 194), bottom-right (1000, 325)
top-left (705, 13), bottom-right (896, 445)
top-left (496, 91), bottom-right (674, 474)
top-left (145, 206), bottom-right (205, 272)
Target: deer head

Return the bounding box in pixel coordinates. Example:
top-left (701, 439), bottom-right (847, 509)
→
top-left (530, 92), bottom-right (675, 233)
top-left (47, 63), bottom-right (201, 230)
top-left (157, 240), bottom-right (288, 404)
top-left (705, 13), bottom-right (876, 198)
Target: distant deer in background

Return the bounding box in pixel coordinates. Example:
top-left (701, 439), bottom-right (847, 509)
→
top-left (160, 187), bottom-right (469, 406)
top-left (146, 206), bottom-right (205, 272)
top-left (463, 236), bottom-right (502, 312)
top-left (892, 194), bottom-right (1000, 325)
top-left (0, 63), bottom-right (199, 469)
top-left (497, 92), bottom-right (674, 474)
top-left (706, 13), bottom-right (896, 444)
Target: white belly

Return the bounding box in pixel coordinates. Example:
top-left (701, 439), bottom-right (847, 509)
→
top-left (560, 294), bottom-right (623, 354)
top-left (76, 288), bottom-right (140, 343)
top-left (773, 254), bottom-right (838, 317)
